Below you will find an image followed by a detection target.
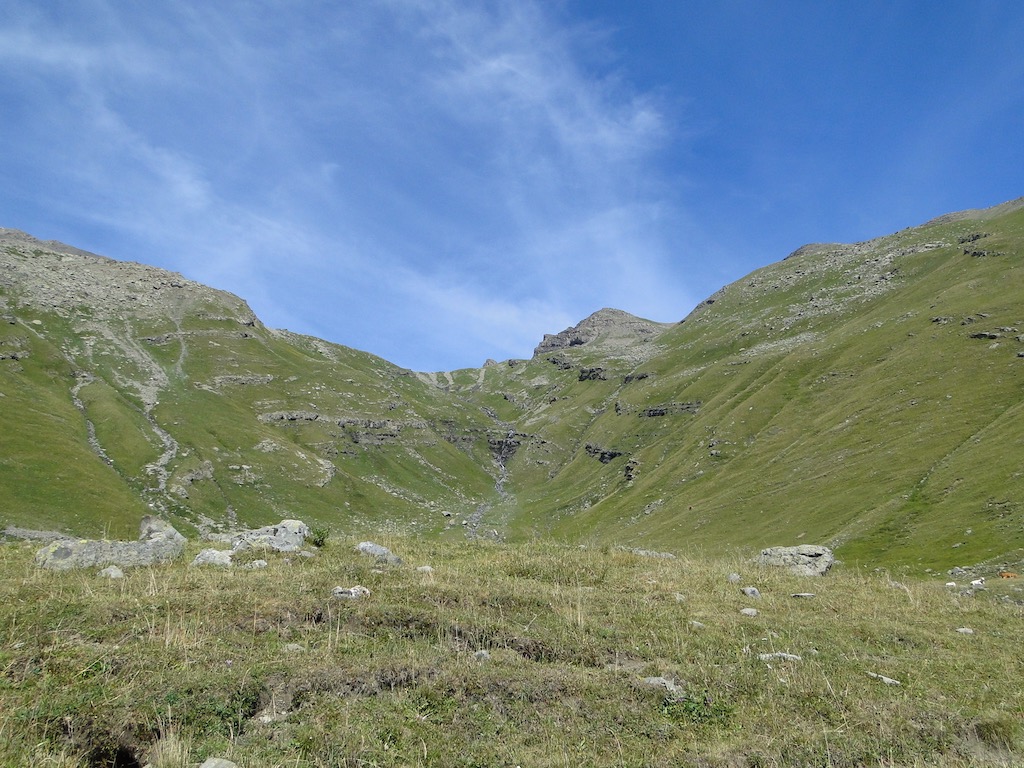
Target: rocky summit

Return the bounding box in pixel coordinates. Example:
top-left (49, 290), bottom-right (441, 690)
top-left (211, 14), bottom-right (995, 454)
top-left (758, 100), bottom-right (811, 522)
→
top-left (2, 200), bottom-right (1024, 574)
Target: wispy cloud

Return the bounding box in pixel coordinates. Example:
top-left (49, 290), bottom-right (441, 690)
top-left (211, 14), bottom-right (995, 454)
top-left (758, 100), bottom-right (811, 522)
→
top-left (0, 0), bottom-right (693, 370)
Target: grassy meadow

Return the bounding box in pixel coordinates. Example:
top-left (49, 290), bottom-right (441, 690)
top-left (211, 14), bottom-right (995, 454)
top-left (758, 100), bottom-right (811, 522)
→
top-left (1, 535), bottom-right (1021, 767)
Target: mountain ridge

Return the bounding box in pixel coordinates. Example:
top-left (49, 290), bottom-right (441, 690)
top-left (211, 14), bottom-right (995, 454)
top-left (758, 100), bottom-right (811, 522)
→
top-left (2, 198), bottom-right (1023, 574)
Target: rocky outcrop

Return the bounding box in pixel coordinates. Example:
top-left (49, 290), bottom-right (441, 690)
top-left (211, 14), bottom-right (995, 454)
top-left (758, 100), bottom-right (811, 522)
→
top-left (756, 545), bottom-right (835, 576)
top-left (0, 230), bottom-right (258, 325)
top-left (533, 308), bottom-right (670, 358)
top-left (35, 516), bottom-right (186, 570)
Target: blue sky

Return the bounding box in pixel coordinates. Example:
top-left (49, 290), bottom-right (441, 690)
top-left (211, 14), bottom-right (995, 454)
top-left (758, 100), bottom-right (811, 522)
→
top-left (2, 1), bottom-right (1023, 371)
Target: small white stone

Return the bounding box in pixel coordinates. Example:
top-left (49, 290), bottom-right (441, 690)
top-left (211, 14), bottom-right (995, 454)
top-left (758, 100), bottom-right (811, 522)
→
top-left (955, 627), bottom-right (975, 635)
top-left (740, 608), bottom-right (759, 617)
top-left (866, 671), bottom-right (901, 686)
top-left (332, 585), bottom-right (371, 600)
top-left (98, 565), bottom-right (124, 579)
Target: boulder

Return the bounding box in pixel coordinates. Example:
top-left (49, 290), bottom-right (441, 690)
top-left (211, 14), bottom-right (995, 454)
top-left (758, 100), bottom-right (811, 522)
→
top-left (232, 519), bottom-right (309, 553)
top-left (355, 541), bottom-right (402, 565)
top-left (756, 545), bottom-right (834, 576)
top-left (35, 516), bottom-right (186, 571)
top-left (192, 548), bottom-right (233, 568)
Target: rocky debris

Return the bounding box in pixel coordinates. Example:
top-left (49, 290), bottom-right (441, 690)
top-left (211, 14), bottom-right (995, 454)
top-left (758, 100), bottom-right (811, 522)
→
top-left (35, 516), bottom-right (186, 571)
top-left (545, 355), bottom-right (574, 370)
top-left (192, 549), bottom-right (233, 568)
top-left (958, 232), bottom-right (990, 244)
top-left (578, 367), bottom-right (607, 381)
top-left (232, 519), bottom-right (309, 553)
top-left (623, 372), bottom-right (650, 383)
top-left (170, 460), bottom-right (215, 498)
top-left (356, 541), bottom-right (402, 565)
top-left (0, 231), bottom-right (258, 325)
top-left (585, 443), bottom-right (623, 463)
top-left (211, 373), bottom-right (274, 387)
top-left (533, 308), bottom-right (670, 358)
top-left (741, 587), bottom-right (762, 599)
top-left (99, 565), bottom-right (124, 579)
top-left (332, 585), bottom-right (371, 600)
top-left (756, 545), bottom-right (835, 576)
top-left (636, 401), bottom-right (701, 418)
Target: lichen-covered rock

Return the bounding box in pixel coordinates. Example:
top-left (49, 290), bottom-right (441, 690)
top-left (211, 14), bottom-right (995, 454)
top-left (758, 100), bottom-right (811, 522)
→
top-left (191, 548), bottom-right (233, 568)
top-left (756, 545), bottom-right (835, 576)
top-left (35, 516), bottom-right (186, 570)
top-left (232, 519), bottom-right (309, 553)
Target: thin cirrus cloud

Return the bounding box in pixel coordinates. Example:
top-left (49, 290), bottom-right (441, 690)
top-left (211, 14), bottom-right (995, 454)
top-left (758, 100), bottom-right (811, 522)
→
top-left (0, 1), bottom-right (692, 371)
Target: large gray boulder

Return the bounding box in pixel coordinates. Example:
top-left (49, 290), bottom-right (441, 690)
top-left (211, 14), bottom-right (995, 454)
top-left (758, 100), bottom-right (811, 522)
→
top-left (232, 519), bottom-right (309, 553)
top-left (35, 516), bottom-right (186, 571)
top-left (756, 545), bottom-right (835, 576)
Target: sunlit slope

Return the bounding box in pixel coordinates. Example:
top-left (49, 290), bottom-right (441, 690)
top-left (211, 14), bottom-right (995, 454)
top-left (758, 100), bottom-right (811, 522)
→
top-left (0, 236), bottom-right (500, 537)
top-left (3, 200), bottom-right (1023, 570)
top-left (484, 204), bottom-right (1024, 568)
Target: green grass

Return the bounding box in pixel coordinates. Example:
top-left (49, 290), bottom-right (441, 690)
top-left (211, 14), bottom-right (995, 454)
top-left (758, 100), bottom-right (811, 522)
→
top-left (0, 536), bottom-right (1021, 766)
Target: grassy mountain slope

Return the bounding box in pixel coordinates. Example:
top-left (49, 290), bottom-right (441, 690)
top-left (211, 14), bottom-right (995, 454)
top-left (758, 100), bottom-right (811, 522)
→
top-left (453, 201), bottom-right (1024, 572)
top-left (2, 200), bottom-right (1023, 572)
top-left (0, 232), bottom-right (501, 539)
